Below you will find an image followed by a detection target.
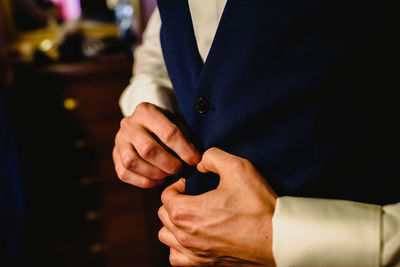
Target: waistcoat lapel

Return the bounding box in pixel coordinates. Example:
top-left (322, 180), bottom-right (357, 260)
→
top-left (157, 0), bottom-right (204, 120)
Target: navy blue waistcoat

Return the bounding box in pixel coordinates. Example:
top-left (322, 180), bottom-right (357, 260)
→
top-left (157, 0), bottom-right (398, 204)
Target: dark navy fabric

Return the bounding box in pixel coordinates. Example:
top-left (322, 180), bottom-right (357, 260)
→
top-left (0, 91), bottom-right (24, 265)
top-left (157, 0), bottom-right (398, 204)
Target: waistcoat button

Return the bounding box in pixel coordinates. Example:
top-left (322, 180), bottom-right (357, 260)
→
top-left (194, 97), bottom-right (209, 114)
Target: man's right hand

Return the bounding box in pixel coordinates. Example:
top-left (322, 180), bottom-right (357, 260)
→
top-left (113, 102), bottom-right (201, 188)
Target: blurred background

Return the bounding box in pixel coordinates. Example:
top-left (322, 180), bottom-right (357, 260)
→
top-left (1, 0), bottom-right (170, 266)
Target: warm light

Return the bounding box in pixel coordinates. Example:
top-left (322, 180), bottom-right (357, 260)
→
top-left (39, 39), bottom-right (53, 52)
top-left (90, 243), bottom-right (104, 253)
top-left (85, 211), bottom-right (99, 221)
top-left (74, 139), bottom-right (87, 148)
top-left (63, 98), bottom-right (78, 110)
top-left (106, 0), bottom-right (119, 9)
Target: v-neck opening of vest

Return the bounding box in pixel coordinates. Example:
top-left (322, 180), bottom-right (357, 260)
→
top-left (187, 0), bottom-right (227, 62)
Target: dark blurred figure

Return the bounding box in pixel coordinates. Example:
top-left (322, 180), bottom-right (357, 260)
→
top-left (0, 51), bottom-right (25, 267)
top-left (80, 0), bottom-right (115, 22)
top-left (11, 0), bottom-right (58, 31)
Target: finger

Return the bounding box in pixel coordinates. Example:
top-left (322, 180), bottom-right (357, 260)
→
top-left (170, 247), bottom-right (196, 267)
top-left (159, 201), bottom-right (201, 237)
top-left (158, 228), bottom-right (198, 266)
top-left (115, 138), bottom-right (168, 180)
top-left (158, 226), bottom-right (180, 249)
top-left (160, 179), bottom-right (208, 226)
top-left (161, 178), bottom-right (190, 208)
top-left (158, 204), bottom-right (188, 234)
top-left (164, 178), bottom-right (186, 196)
top-left (131, 126), bottom-right (183, 175)
top-left (158, 203), bottom-right (192, 233)
top-left (113, 147), bottom-right (165, 188)
top-left (197, 147), bottom-right (239, 175)
top-left (158, 210), bottom-right (211, 266)
top-left (158, 205), bottom-right (176, 231)
top-left (135, 103), bottom-right (201, 166)
top-left (197, 148), bottom-right (277, 199)
top-left (197, 147), bottom-right (250, 189)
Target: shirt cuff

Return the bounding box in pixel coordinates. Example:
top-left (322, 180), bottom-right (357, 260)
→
top-left (272, 196), bottom-right (381, 267)
top-left (119, 73), bottom-right (176, 116)
top-left (382, 203), bottom-right (400, 266)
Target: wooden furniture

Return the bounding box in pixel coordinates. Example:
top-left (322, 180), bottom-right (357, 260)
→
top-left (2, 1), bottom-right (171, 265)
top-left (7, 53), bottom-right (169, 267)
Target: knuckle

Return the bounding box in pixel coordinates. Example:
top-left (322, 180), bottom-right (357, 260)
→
top-left (114, 129), bottom-right (125, 146)
top-left (119, 116), bottom-right (130, 129)
top-left (204, 147), bottom-right (218, 157)
top-left (115, 164), bottom-right (156, 188)
top-left (228, 157), bottom-right (247, 172)
top-left (161, 124), bottom-right (179, 143)
top-left (169, 207), bottom-right (181, 225)
top-left (121, 155), bottom-right (138, 170)
top-left (186, 150), bottom-right (201, 166)
top-left (149, 169), bottom-right (167, 180)
top-left (112, 146), bottom-right (118, 160)
top-left (240, 158), bottom-right (251, 168)
top-left (186, 223), bottom-right (199, 236)
top-left (158, 227), bottom-right (168, 244)
top-left (116, 167), bottom-right (130, 182)
top-left (136, 178), bottom-right (153, 189)
top-left (157, 206), bottom-right (163, 219)
top-left (168, 202), bottom-right (188, 227)
top-left (160, 190), bottom-right (169, 206)
top-left (137, 140), bottom-right (157, 160)
top-left (114, 132), bottom-right (119, 144)
top-left (169, 203), bottom-right (189, 226)
top-left (175, 231), bottom-right (195, 248)
top-left (134, 102), bottom-right (152, 115)
top-left (166, 161), bottom-right (182, 175)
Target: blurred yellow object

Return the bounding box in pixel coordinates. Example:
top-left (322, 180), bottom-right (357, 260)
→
top-left (39, 39), bottom-right (53, 52)
top-left (63, 97), bottom-right (78, 110)
top-left (106, 0), bottom-right (119, 9)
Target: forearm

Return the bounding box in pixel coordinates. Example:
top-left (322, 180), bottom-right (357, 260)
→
top-left (119, 7), bottom-right (176, 116)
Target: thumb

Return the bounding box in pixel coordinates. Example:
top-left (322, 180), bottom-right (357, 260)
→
top-left (197, 147), bottom-right (240, 185)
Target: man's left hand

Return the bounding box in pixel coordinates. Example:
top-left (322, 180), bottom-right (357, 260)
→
top-left (158, 147), bottom-right (277, 266)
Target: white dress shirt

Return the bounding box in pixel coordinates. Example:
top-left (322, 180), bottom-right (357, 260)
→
top-left (119, 2), bottom-right (400, 266)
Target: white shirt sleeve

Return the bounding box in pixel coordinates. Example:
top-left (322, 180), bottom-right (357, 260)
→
top-left (382, 203), bottom-right (400, 266)
top-left (272, 196), bottom-right (400, 267)
top-left (119, 8), bottom-right (176, 116)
